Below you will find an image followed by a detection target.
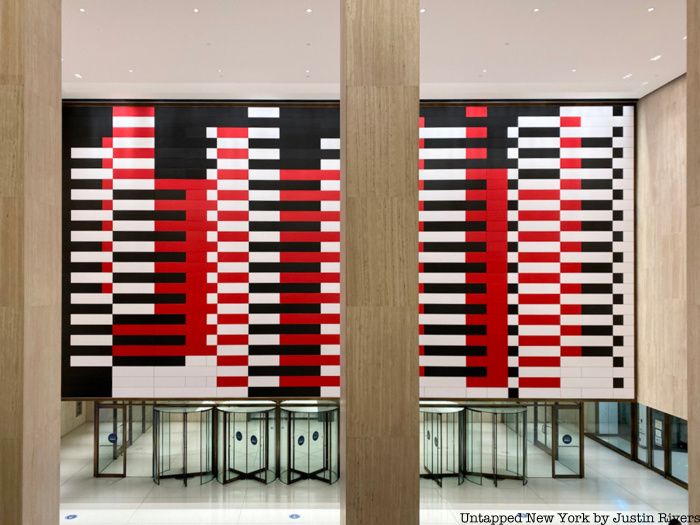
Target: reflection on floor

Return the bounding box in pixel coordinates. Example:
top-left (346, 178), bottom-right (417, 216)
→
top-left (61, 423), bottom-right (687, 524)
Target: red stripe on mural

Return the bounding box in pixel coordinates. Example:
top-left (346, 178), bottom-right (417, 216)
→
top-left (280, 355), bottom-right (340, 366)
top-left (217, 149), bottom-right (248, 159)
top-left (280, 313), bottom-right (340, 324)
top-left (217, 376), bottom-right (248, 387)
top-left (518, 273), bottom-right (560, 283)
top-left (466, 106), bottom-right (488, 118)
top-left (112, 127), bottom-right (154, 137)
top-left (217, 128), bottom-right (248, 138)
top-left (560, 116), bottom-right (581, 127)
top-left (280, 375), bottom-right (340, 387)
top-left (518, 210), bottom-right (560, 221)
top-left (113, 148), bottom-right (154, 158)
top-left (560, 137), bottom-right (581, 148)
top-left (518, 231), bottom-right (560, 242)
top-left (561, 158), bottom-right (581, 169)
top-left (217, 356), bottom-right (249, 366)
top-left (113, 106), bottom-right (155, 117)
top-left (466, 127), bottom-right (487, 138)
top-left (519, 377), bottom-right (561, 388)
top-left (467, 168), bottom-right (507, 389)
top-left (519, 356), bottom-right (561, 367)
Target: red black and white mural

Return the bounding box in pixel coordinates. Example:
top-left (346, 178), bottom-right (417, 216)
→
top-left (63, 103), bottom-right (634, 399)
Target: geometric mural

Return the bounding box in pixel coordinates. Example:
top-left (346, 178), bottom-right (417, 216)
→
top-left (418, 104), bottom-right (634, 399)
top-left (62, 102), bottom-right (634, 399)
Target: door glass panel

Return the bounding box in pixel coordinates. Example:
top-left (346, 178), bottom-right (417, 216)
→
top-left (465, 408), bottom-right (482, 485)
top-left (554, 405), bottom-right (581, 477)
top-left (504, 412), bottom-right (521, 476)
top-left (96, 404), bottom-right (125, 476)
top-left (199, 409), bottom-right (214, 484)
top-left (308, 412), bottom-right (325, 475)
top-left (534, 403), bottom-right (553, 452)
top-left (216, 410), bottom-right (225, 483)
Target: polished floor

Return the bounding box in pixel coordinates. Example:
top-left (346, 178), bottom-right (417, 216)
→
top-left (60, 423), bottom-right (688, 524)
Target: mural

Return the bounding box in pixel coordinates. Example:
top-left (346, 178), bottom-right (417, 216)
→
top-left (62, 103), bottom-right (634, 399)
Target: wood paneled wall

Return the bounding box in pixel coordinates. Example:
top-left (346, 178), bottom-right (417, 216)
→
top-left (687, 0), bottom-right (700, 513)
top-left (340, 0), bottom-right (420, 523)
top-left (636, 75), bottom-right (688, 420)
top-left (0, 0), bottom-right (62, 522)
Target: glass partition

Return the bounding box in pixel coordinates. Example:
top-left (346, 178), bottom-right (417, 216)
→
top-left (587, 401), bottom-right (633, 455)
top-left (651, 408), bottom-right (666, 473)
top-left (637, 404), bottom-right (649, 463)
top-left (670, 416), bottom-right (688, 484)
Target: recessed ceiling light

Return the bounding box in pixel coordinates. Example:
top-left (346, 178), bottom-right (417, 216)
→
top-left (193, 8), bottom-right (199, 13)
top-left (622, 73), bottom-right (633, 79)
top-left (533, 8), bottom-right (540, 12)
top-left (642, 81), bottom-right (649, 86)
top-left (305, 69), bottom-right (311, 74)
top-left (647, 7), bottom-right (655, 12)
top-left (128, 69), bottom-right (134, 73)
top-left (74, 73), bottom-right (83, 79)
top-left (79, 7), bottom-right (85, 12)
top-left (683, 35), bottom-right (688, 40)
top-left (420, 8), bottom-right (427, 13)
top-left (571, 68), bottom-right (577, 73)
top-left (305, 8), bottom-right (312, 13)
top-left (482, 69), bottom-right (487, 73)
top-left (650, 54), bottom-right (662, 61)
top-left (218, 69), bottom-right (223, 73)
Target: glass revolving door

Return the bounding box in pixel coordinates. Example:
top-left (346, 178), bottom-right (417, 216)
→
top-left (216, 402), bottom-right (276, 484)
top-left (420, 402), bottom-right (465, 487)
top-left (280, 401), bottom-right (339, 484)
top-left (152, 404), bottom-right (214, 486)
top-left (465, 406), bottom-right (527, 487)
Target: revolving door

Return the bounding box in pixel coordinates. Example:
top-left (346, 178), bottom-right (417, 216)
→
top-left (152, 404), bottom-right (214, 486)
top-left (216, 402), bottom-right (276, 484)
top-left (465, 406), bottom-right (528, 486)
top-left (421, 402), bottom-right (465, 487)
top-left (280, 401), bottom-right (339, 484)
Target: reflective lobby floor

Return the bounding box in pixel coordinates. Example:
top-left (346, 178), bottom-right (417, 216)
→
top-left (60, 423), bottom-right (688, 524)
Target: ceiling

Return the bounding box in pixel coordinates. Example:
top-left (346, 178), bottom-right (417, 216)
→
top-left (62, 0), bottom-right (687, 100)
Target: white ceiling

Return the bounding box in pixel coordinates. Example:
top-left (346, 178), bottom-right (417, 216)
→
top-left (62, 0), bottom-right (687, 100)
